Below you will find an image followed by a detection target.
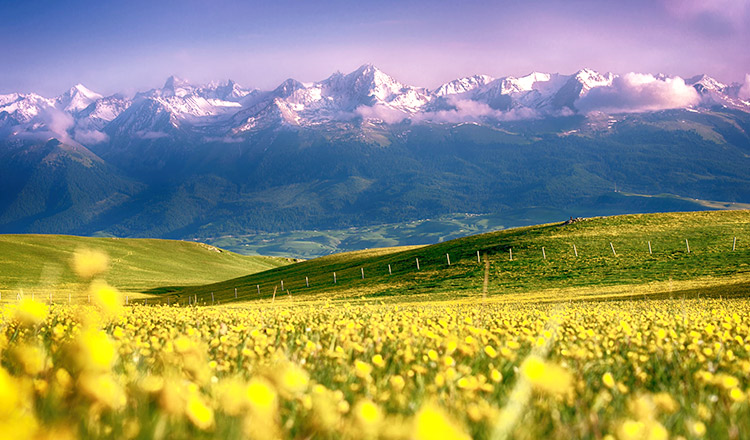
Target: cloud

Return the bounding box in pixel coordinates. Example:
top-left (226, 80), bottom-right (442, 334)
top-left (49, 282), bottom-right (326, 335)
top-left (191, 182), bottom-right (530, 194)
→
top-left (41, 108), bottom-right (75, 142)
top-left (414, 96), bottom-right (540, 123)
top-left (74, 129), bottom-right (109, 145)
top-left (10, 107), bottom-right (83, 145)
top-left (575, 73), bottom-right (700, 114)
top-left (135, 130), bottom-right (169, 139)
top-left (354, 104), bottom-right (407, 124)
top-left (203, 135), bottom-right (243, 143)
top-left (740, 74), bottom-right (750, 100)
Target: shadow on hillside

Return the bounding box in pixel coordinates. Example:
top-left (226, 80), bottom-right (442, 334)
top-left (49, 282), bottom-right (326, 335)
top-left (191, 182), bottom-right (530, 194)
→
top-left (590, 281), bottom-right (750, 303)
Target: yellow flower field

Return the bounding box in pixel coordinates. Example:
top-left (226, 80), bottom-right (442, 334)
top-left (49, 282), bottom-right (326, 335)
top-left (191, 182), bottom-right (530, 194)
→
top-left (1, 295), bottom-right (749, 439)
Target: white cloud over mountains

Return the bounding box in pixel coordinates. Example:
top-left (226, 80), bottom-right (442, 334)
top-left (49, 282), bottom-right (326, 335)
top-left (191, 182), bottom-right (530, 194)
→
top-left (74, 129), bottom-right (109, 144)
top-left (575, 73), bottom-right (700, 114)
top-left (740, 74), bottom-right (750, 100)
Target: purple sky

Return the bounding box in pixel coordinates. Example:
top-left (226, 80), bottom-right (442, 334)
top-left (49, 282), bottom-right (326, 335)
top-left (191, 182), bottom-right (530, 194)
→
top-left (1, 0), bottom-right (749, 96)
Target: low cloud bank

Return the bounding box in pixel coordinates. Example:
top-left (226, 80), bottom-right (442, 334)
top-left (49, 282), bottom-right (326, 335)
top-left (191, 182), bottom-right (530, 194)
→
top-left (74, 129), bottom-right (109, 144)
top-left (354, 104), bottom-right (407, 124)
top-left (739, 74), bottom-right (750, 100)
top-left (576, 73), bottom-right (700, 114)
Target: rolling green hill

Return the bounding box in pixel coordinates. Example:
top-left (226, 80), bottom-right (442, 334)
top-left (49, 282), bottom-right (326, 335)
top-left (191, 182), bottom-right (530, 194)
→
top-left (0, 235), bottom-right (290, 301)
top-left (201, 193), bottom-right (750, 258)
top-left (168, 210), bottom-right (750, 305)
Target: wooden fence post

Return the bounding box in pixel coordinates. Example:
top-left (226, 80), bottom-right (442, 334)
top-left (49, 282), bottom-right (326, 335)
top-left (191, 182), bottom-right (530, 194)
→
top-left (416, 258), bottom-right (420, 270)
top-left (211, 292), bottom-right (215, 305)
top-left (361, 268), bottom-right (365, 279)
top-left (257, 285), bottom-right (260, 295)
top-left (610, 242), bottom-right (617, 256)
top-left (483, 257), bottom-right (489, 299)
top-left (280, 280), bottom-right (284, 291)
top-left (477, 250), bottom-right (481, 263)
top-left (733, 237), bottom-right (737, 251)
top-left (648, 241), bottom-right (652, 255)
top-left (306, 277), bottom-right (309, 287)
top-left (446, 253), bottom-right (451, 266)
top-left (509, 249), bottom-right (513, 261)
top-left (235, 288), bottom-right (238, 299)
top-left (685, 239), bottom-right (690, 253)
top-left (542, 247), bottom-right (546, 260)
top-left (333, 272), bottom-right (337, 284)
top-left (388, 264), bottom-right (392, 275)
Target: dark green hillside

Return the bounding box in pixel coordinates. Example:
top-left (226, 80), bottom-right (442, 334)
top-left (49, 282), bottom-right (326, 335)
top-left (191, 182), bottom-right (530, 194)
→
top-left (3, 109), bottom-right (750, 244)
top-left (171, 211), bottom-right (750, 305)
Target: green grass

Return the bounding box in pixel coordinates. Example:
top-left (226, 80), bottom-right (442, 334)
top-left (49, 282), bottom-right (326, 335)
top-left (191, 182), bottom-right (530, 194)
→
top-left (0, 235), bottom-right (290, 300)
top-left (172, 210), bottom-right (750, 305)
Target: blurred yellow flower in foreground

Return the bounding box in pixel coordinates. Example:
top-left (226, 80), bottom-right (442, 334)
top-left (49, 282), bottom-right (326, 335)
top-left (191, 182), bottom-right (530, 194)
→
top-left (186, 393), bottom-right (214, 430)
top-left (71, 248), bottom-right (109, 279)
top-left (246, 378), bottom-right (277, 414)
top-left (414, 403), bottom-right (470, 440)
top-left (74, 328), bottom-right (117, 372)
top-left (354, 399), bottom-right (382, 426)
top-left (89, 280), bottom-right (123, 318)
top-left (78, 373), bottom-right (126, 410)
top-left (14, 298), bottom-right (48, 326)
top-left (521, 356), bottom-right (573, 396)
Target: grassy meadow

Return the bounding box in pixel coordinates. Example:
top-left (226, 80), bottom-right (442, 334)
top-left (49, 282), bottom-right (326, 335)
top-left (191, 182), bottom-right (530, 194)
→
top-left (170, 211), bottom-right (750, 306)
top-left (1, 210), bottom-right (749, 439)
top-left (0, 235), bottom-right (290, 302)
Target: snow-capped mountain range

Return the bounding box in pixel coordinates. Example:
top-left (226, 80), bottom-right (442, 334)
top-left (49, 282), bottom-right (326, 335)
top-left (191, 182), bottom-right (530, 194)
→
top-left (1, 64), bottom-right (749, 146)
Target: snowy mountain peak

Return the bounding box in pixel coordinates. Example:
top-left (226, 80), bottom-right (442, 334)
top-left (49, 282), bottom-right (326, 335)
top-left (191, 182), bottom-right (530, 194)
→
top-left (70, 84), bottom-right (100, 98)
top-left (434, 75), bottom-right (495, 96)
top-left (56, 84), bottom-right (103, 113)
top-left (163, 75), bottom-right (190, 90)
top-left (273, 78), bottom-right (306, 98)
top-left (344, 64), bottom-right (413, 103)
top-left (211, 79), bottom-right (251, 101)
top-left (162, 75), bottom-right (193, 97)
top-left (499, 72), bottom-right (554, 94)
top-left (687, 74), bottom-right (726, 93)
top-left (573, 68), bottom-right (614, 92)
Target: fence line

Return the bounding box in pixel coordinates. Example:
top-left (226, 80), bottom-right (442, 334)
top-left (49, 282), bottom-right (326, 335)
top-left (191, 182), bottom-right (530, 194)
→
top-left (8, 234), bottom-right (740, 307)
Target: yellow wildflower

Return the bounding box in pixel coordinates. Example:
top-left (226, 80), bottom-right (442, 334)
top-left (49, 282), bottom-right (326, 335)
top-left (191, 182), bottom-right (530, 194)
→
top-left (372, 354), bottom-right (386, 368)
top-left (602, 372), bottom-right (616, 389)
